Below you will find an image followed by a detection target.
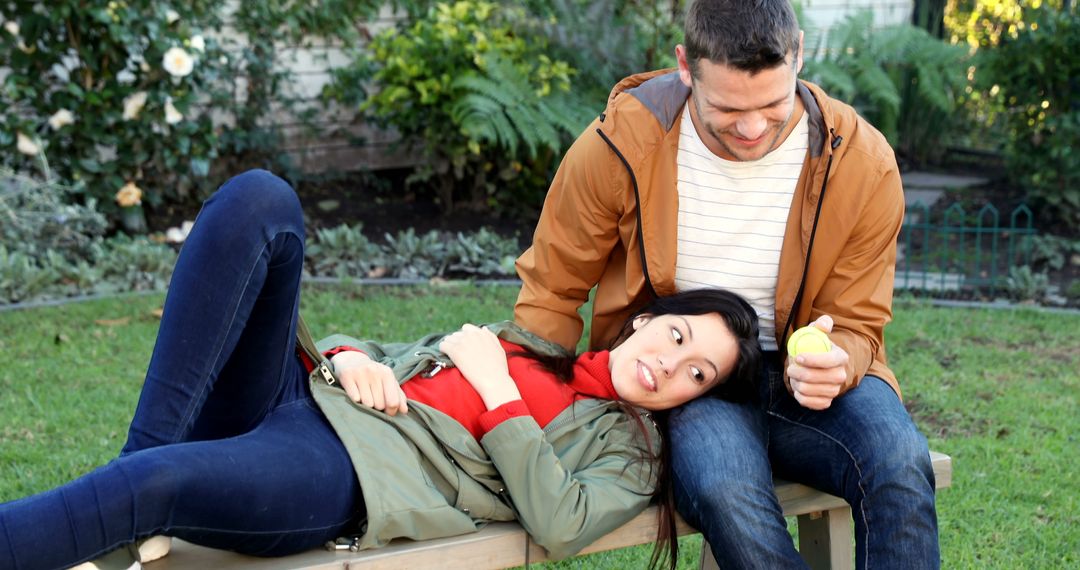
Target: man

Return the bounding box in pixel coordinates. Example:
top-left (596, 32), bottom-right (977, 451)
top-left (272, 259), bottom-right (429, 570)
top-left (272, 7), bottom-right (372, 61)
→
top-left (512, 0), bottom-right (939, 567)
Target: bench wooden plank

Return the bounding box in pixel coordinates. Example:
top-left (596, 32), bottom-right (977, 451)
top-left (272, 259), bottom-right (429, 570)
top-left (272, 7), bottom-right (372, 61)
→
top-left (148, 452), bottom-right (951, 570)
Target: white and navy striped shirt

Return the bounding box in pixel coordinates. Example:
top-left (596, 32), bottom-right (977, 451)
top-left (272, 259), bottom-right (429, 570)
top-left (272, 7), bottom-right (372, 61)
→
top-left (674, 105), bottom-right (809, 350)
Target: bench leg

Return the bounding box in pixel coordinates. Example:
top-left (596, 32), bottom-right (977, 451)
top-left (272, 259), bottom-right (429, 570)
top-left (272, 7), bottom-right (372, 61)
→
top-left (797, 506), bottom-right (853, 570)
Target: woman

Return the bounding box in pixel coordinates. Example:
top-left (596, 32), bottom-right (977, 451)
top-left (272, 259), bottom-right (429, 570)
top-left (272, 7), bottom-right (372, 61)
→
top-left (0, 170), bottom-right (760, 570)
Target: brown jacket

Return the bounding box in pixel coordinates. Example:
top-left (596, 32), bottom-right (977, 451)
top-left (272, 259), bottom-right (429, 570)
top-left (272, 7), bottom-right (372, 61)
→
top-left (514, 70), bottom-right (903, 396)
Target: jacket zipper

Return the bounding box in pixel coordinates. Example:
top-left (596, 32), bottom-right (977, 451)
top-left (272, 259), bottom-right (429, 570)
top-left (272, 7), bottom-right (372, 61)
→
top-left (779, 129), bottom-right (843, 348)
top-left (595, 127), bottom-right (659, 300)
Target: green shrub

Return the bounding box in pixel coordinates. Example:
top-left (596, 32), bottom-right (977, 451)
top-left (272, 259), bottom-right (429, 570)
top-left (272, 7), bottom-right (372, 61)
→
top-left (1004, 265), bottom-right (1051, 303)
top-left (303, 222), bottom-right (522, 281)
top-left (380, 229), bottom-right (449, 280)
top-left (0, 245), bottom-right (61, 304)
top-left (445, 228), bottom-right (519, 276)
top-left (0, 2), bottom-right (233, 222)
top-left (306, 223), bottom-right (386, 279)
top-left (0, 169), bottom-right (107, 257)
top-left (976, 8), bottom-right (1080, 228)
top-left (90, 234), bottom-right (177, 292)
top-left (801, 10), bottom-right (970, 164)
top-left (328, 0), bottom-right (593, 215)
top-left (1027, 234), bottom-right (1080, 272)
top-left (0, 2), bottom-right (388, 228)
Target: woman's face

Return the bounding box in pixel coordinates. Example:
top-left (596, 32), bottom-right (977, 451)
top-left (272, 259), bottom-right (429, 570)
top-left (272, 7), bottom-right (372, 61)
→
top-left (608, 313), bottom-right (739, 410)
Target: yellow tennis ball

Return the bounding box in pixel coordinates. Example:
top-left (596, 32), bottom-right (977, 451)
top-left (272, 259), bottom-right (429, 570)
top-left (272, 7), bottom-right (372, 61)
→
top-left (787, 325), bottom-right (833, 356)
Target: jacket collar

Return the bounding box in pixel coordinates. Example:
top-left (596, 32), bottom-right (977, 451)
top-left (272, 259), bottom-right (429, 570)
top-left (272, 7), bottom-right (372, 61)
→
top-left (612, 69), bottom-right (830, 159)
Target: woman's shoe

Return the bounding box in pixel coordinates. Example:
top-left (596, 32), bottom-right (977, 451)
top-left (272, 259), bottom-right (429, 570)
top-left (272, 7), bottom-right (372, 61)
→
top-left (68, 545), bottom-right (140, 570)
top-left (68, 536), bottom-right (169, 570)
top-left (136, 536), bottom-right (171, 563)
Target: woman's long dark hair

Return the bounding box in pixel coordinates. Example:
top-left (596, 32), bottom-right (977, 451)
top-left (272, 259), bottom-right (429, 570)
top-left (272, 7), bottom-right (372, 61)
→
top-left (517, 289), bottom-right (761, 570)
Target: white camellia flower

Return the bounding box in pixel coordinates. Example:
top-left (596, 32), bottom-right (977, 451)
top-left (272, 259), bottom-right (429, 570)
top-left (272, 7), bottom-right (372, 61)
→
top-left (48, 109), bottom-right (75, 130)
top-left (3, 20), bottom-right (18, 36)
top-left (162, 46), bottom-right (194, 78)
top-left (16, 132), bottom-right (40, 155)
top-left (165, 9), bottom-right (180, 24)
top-left (164, 97), bottom-right (183, 125)
top-left (123, 91), bottom-right (149, 120)
top-left (189, 35), bottom-right (205, 52)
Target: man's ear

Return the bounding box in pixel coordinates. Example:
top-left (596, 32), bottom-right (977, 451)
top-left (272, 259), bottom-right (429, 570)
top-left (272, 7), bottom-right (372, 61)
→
top-left (675, 45), bottom-right (693, 88)
top-left (796, 30), bottom-right (805, 74)
top-left (632, 315), bottom-right (653, 330)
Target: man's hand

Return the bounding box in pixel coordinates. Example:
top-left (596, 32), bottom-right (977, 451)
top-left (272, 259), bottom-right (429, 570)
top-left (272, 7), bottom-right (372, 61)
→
top-left (331, 351), bottom-right (409, 416)
top-left (439, 324), bottom-right (522, 410)
top-left (786, 315), bottom-right (850, 410)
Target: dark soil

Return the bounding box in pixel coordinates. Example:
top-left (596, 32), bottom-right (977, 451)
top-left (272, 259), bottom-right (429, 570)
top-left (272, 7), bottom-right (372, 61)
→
top-left (141, 168), bottom-right (541, 250)
top-left (292, 169), bottom-right (539, 247)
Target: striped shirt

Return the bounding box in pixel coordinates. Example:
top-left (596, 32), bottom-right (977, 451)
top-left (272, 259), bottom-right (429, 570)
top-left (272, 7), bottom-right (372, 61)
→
top-left (674, 105), bottom-right (809, 350)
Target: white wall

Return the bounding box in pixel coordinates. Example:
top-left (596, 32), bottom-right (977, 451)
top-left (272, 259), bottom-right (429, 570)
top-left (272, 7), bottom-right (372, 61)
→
top-left (801, 0), bottom-right (916, 48)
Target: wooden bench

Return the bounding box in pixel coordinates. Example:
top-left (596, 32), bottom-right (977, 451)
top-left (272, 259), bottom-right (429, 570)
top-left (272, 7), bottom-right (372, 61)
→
top-left (147, 451), bottom-right (951, 570)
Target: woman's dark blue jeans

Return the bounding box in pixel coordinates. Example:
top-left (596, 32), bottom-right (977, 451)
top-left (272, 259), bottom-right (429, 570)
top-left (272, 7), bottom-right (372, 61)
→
top-left (0, 170), bottom-right (362, 570)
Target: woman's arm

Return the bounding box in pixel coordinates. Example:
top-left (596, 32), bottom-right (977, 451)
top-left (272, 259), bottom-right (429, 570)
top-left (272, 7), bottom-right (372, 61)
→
top-left (439, 325), bottom-right (658, 559)
top-left (481, 412), bottom-right (657, 559)
top-left (330, 350), bottom-right (409, 416)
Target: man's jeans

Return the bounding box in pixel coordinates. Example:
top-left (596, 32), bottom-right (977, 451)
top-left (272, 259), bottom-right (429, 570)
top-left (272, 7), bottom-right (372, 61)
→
top-left (0, 171), bottom-right (361, 570)
top-left (669, 352), bottom-right (939, 569)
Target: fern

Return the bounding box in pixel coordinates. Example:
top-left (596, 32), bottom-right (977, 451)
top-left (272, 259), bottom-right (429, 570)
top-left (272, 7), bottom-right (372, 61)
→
top-left (451, 56), bottom-right (591, 158)
top-left (802, 8), bottom-right (969, 155)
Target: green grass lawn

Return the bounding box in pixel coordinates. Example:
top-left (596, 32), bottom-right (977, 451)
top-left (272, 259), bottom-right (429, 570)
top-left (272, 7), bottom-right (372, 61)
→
top-left (1, 285), bottom-right (1077, 568)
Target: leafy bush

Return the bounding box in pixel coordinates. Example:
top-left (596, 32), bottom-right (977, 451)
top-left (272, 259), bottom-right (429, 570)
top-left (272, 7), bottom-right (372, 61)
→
top-left (801, 10), bottom-right (970, 164)
top-left (305, 223), bottom-right (386, 279)
top-left (0, 2), bottom-right (233, 223)
top-left (445, 228), bottom-right (519, 276)
top-left (0, 169), bottom-right (176, 304)
top-left (380, 229), bottom-right (449, 280)
top-left (90, 234), bottom-right (177, 292)
top-left (1027, 234), bottom-right (1080, 272)
top-left (0, 2), bottom-right (389, 228)
top-left (0, 235), bottom-right (176, 305)
top-left (519, 0), bottom-right (682, 101)
top-left (0, 246), bottom-right (61, 304)
top-left (1004, 265), bottom-right (1051, 303)
top-left (328, 0), bottom-right (593, 215)
top-left (976, 8), bottom-right (1080, 228)
top-left (302, 223), bottom-right (522, 281)
top-left (0, 169), bottom-right (106, 257)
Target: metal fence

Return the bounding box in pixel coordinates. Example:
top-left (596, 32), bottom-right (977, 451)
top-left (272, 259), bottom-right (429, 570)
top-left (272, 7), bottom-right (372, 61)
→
top-left (896, 201), bottom-right (1036, 292)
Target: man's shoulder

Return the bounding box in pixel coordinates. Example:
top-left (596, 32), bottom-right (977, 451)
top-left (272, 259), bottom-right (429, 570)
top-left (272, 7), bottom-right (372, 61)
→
top-left (805, 81), bottom-right (895, 163)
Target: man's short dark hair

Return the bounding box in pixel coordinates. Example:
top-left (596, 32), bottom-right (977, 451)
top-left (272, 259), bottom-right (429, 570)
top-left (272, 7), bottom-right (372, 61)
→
top-left (684, 0), bottom-right (800, 76)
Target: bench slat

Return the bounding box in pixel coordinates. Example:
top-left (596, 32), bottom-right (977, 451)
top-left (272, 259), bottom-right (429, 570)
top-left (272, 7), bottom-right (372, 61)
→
top-left (150, 452), bottom-right (951, 570)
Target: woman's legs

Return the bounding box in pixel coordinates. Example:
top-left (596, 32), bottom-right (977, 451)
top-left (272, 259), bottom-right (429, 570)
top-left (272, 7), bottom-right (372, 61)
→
top-left (0, 395), bottom-right (362, 570)
top-left (122, 169), bottom-right (308, 453)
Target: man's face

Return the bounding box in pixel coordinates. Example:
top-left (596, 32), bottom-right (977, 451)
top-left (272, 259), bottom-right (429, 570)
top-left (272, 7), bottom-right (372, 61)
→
top-left (676, 40), bottom-right (803, 162)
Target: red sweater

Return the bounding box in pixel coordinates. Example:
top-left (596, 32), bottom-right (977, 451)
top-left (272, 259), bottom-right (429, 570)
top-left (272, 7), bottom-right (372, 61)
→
top-left (315, 340), bottom-right (617, 439)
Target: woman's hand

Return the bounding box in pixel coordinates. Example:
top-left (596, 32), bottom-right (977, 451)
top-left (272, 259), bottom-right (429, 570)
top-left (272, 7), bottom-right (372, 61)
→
top-left (438, 324), bottom-right (521, 410)
top-left (331, 351), bottom-right (408, 416)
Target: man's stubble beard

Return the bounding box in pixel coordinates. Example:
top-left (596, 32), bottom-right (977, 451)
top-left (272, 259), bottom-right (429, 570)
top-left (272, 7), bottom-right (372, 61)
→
top-left (692, 91), bottom-right (793, 162)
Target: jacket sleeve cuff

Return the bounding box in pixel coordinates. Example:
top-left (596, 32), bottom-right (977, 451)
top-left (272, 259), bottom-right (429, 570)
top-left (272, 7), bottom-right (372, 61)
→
top-left (323, 345), bottom-right (366, 359)
top-left (478, 400), bottom-right (530, 435)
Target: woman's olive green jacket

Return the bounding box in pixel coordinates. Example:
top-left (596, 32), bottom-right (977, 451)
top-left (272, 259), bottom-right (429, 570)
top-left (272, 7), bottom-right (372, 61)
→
top-left (309, 320), bottom-right (661, 560)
